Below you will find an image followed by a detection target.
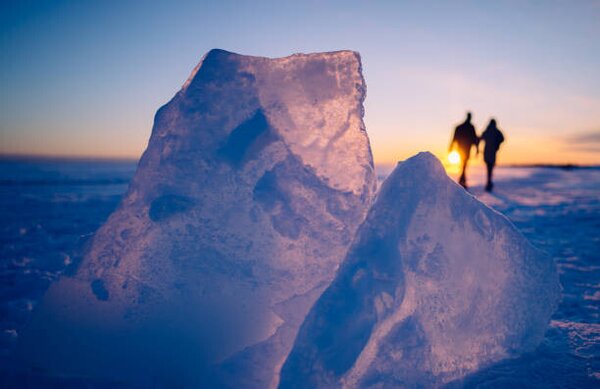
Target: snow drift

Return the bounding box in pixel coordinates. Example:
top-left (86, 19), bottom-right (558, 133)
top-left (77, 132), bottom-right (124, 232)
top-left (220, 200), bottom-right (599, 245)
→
top-left (19, 49), bottom-right (376, 387)
top-left (280, 152), bottom-right (561, 388)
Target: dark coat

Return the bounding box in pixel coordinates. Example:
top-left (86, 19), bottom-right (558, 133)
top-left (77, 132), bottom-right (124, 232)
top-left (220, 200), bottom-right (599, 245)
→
top-left (481, 126), bottom-right (505, 165)
top-left (452, 121), bottom-right (479, 158)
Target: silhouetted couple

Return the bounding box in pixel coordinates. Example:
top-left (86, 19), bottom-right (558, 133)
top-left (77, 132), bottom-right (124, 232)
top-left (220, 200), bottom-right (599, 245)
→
top-left (450, 112), bottom-right (504, 191)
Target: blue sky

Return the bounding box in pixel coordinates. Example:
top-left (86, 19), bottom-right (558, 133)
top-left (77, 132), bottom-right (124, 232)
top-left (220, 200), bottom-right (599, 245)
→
top-left (1, 0), bottom-right (599, 164)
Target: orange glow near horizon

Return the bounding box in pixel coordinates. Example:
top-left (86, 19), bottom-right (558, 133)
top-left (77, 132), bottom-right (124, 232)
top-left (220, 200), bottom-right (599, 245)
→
top-left (2, 131), bottom-right (599, 167)
top-left (370, 132), bottom-right (600, 167)
top-left (1, 115), bottom-right (598, 166)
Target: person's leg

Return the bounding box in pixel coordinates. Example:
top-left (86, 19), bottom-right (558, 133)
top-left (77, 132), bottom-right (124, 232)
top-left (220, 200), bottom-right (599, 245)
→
top-left (459, 154), bottom-right (469, 189)
top-left (485, 162), bottom-right (493, 191)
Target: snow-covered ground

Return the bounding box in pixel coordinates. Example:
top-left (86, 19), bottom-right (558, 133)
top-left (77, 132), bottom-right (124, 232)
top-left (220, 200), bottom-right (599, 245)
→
top-left (0, 158), bottom-right (135, 381)
top-left (0, 158), bottom-right (598, 387)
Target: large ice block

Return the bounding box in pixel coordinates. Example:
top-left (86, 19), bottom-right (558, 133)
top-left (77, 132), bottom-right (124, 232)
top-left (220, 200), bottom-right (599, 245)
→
top-left (280, 152), bottom-right (560, 388)
top-left (19, 49), bottom-right (376, 387)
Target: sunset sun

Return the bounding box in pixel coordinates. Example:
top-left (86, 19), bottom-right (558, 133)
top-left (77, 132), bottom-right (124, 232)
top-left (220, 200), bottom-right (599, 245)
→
top-left (448, 150), bottom-right (461, 165)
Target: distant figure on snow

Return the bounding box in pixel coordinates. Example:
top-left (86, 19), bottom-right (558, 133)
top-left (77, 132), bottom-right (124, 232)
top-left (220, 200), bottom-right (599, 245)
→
top-left (480, 118), bottom-right (505, 192)
top-left (450, 112), bottom-right (479, 189)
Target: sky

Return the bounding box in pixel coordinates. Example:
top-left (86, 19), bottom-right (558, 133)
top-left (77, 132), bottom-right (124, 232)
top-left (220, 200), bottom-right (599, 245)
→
top-left (1, 0), bottom-right (599, 165)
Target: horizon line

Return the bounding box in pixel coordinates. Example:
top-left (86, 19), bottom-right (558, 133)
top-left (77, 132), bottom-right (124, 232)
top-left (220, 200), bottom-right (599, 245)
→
top-left (2, 152), bottom-right (598, 169)
top-left (0, 152), bottom-right (139, 163)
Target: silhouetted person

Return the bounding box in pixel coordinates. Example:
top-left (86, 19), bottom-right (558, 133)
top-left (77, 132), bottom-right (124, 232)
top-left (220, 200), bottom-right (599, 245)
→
top-left (450, 112), bottom-right (479, 189)
top-left (480, 118), bottom-right (505, 192)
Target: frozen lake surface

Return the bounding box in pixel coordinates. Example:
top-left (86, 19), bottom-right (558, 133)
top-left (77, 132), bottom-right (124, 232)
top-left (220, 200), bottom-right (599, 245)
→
top-left (1, 158), bottom-right (598, 387)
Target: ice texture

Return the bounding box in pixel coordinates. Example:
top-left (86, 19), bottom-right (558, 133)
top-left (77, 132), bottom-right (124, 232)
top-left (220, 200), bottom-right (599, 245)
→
top-left (280, 152), bottom-right (561, 388)
top-left (19, 49), bottom-right (376, 387)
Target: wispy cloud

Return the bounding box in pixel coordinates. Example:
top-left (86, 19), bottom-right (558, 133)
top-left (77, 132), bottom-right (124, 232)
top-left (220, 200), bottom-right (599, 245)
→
top-left (565, 130), bottom-right (600, 152)
top-left (569, 130), bottom-right (600, 143)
